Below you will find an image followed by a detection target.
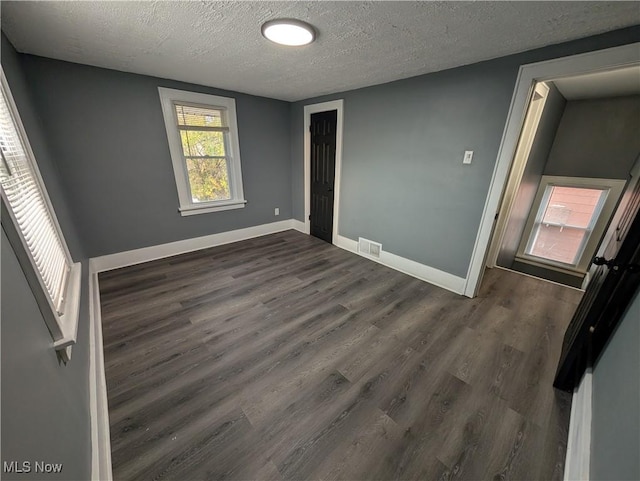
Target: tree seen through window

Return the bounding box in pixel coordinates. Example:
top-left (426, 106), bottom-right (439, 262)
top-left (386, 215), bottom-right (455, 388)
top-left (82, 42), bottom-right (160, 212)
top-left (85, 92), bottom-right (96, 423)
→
top-left (176, 104), bottom-right (231, 202)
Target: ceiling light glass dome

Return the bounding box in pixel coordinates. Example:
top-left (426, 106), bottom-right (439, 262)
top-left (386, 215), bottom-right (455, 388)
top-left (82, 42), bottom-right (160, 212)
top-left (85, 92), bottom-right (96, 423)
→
top-left (262, 19), bottom-right (316, 46)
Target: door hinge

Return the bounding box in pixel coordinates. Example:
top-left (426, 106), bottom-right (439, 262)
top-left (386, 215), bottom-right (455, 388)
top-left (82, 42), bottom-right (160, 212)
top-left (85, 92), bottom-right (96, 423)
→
top-left (308, 214), bottom-right (311, 221)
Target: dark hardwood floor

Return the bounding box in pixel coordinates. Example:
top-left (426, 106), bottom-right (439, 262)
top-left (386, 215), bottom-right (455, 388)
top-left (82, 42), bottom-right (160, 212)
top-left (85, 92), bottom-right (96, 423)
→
top-left (99, 230), bottom-right (583, 481)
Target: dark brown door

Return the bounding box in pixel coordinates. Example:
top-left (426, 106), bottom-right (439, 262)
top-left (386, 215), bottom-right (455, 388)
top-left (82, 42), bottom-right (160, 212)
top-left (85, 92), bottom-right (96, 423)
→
top-left (310, 110), bottom-right (337, 243)
top-left (554, 163), bottom-right (640, 391)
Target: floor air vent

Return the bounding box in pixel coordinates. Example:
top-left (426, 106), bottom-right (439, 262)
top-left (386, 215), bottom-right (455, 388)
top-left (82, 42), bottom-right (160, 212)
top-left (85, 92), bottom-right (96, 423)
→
top-left (358, 237), bottom-right (382, 258)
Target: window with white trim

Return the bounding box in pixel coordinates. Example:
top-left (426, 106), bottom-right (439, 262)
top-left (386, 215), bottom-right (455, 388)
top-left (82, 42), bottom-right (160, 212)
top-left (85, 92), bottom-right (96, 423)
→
top-left (0, 69), bottom-right (81, 361)
top-left (158, 88), bottom-right (246, 216)
top-left (516, 175), bottom-right (626, 274)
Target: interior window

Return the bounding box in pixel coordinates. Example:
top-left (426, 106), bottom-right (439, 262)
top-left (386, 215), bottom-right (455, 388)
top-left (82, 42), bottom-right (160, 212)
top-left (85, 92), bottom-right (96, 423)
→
top-left (525, 185), bottom-right (607, 266)
top-left (516, 176), bottom-right (626, 274)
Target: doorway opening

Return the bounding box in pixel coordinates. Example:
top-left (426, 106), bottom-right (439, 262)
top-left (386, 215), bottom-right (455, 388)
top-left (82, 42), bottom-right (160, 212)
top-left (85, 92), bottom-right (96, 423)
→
top-left (465, 42), bottom-right (639, 298)
top-left (479, 55), bottom-right (640, 401)
top-left (486, 65), bottom-right (640, 290)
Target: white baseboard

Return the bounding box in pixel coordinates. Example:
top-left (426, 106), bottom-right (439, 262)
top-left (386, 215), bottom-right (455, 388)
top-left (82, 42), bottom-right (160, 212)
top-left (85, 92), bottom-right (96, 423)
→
top-left (334, 234), bottom-right (467, 296)
top-left (565, 369), bottom-right (592, 481)
top-left (89, 219), bottom-right (466, 297)
top-left (89, 219), bottom-right (298, 273)
top-left (88, 271), bottom-right (113, 481)
top-left (291, 219), bottom-right (306, 234)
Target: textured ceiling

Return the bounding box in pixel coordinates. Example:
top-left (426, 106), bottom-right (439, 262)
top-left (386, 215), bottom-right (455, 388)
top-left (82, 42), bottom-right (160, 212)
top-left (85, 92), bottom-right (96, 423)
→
top-left (2, 1), bottom-right (639, 101)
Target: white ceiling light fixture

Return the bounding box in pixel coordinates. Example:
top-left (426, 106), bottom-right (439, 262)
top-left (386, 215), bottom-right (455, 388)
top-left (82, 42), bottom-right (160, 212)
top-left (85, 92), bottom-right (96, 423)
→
top-left (262, 19), bottom-right (316, 47)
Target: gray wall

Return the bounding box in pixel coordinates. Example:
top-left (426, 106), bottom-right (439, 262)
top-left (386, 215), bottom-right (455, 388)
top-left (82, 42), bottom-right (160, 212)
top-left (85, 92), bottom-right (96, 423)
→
top-left (1, 35), bottom-right (91, 480)
top-left (591, 286), bottom-right (640, 480)
top-left (293, 60), bottom-right (517, 278)
top-left (1, 231), bottom-right (91, 481)
top-left (291, 27), bottom-right (640, 279)
top-left (497, 83), bottom-right (566, 268)
top-left (544, 95), bottom-right (640, 179)
top-left (20, 55), bottom-right (293, 258)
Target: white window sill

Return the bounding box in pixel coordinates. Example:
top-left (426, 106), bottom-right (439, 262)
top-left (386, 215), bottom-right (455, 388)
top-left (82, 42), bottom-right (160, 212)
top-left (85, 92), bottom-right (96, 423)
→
top-left (53, 261), bottom-right (82, 362)
top-left (179, 199), bottom-right (247, 216)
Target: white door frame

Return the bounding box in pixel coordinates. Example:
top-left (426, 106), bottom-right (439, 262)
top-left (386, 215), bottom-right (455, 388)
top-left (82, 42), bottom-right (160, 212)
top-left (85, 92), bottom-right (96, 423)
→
top-left (303, 99), bottom-right (344, 243)
top-left (485, 81), bottom-right (549, 268)
top-left (464, 42), bottom-right (640, 298)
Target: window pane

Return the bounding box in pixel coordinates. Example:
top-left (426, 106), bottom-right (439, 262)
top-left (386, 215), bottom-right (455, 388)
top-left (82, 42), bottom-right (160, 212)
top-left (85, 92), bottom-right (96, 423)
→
top-left (175, 104), bottom-right (224, 127)
top-left (180, 130), bottom-right (225, 157)
top-left (541, 186), bottom-right (604, 228)
top-left (527, 186), bottom-right (606, 265)
top-left (186, 157), bottom-right (230, 202)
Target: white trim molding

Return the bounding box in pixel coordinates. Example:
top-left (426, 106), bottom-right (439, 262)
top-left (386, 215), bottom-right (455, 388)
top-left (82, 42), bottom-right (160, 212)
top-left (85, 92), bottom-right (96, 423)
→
top-left (303, 99), bottom-right (344, 240)
top-left (89, 270), bottom-right (113, 481)
top-left (52, 261), bottom-right (82, 362)
top-left (335, 234), bottom-right (466, 295)
top-left (90, 219), bottom-right (299, 273)
top-left (157, 87), bottom-right (246, 216)
top-left (291, 219), bottom-right (307, 234)
top-left (565, 369), bottom-right (592, 481)
top-left (486, 81), bottom-right (550, 268)
top-left (464, 42), bottom-right (640, 298)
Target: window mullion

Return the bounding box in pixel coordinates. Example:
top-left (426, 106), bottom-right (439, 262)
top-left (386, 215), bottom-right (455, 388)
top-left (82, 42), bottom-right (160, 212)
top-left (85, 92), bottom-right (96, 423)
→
top-left (184, 155), bottom-right (228, 160)
top-left (178, 125), bottom-right (229, 133)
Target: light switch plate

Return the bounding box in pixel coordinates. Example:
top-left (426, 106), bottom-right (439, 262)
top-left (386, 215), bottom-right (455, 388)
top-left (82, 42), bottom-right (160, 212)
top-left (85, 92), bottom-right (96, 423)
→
top-left (463, 150), bottom-right (474, 164)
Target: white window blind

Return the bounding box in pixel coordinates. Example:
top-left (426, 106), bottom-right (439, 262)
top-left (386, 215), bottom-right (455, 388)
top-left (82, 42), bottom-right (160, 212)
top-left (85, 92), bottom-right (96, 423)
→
top-left (0, 79), bottom-right (72, 314)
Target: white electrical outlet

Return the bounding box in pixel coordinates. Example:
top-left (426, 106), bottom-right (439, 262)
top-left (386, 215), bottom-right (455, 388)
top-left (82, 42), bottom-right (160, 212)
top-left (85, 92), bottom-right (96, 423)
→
top-left (463, 150), bottom-right (474, 164)
top-left (274, 207), bottom-right (280, 216)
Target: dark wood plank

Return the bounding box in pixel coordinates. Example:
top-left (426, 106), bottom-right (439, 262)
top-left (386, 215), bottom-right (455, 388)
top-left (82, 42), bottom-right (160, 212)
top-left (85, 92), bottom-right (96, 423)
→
top-left (100, 231), bottom-right (581, 480)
